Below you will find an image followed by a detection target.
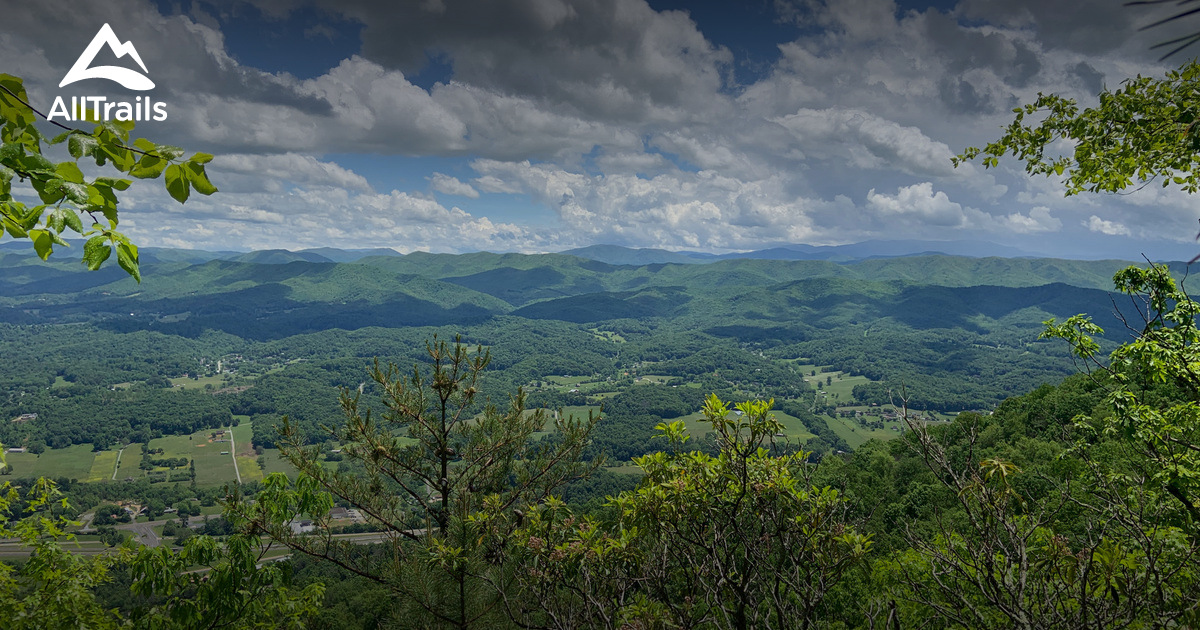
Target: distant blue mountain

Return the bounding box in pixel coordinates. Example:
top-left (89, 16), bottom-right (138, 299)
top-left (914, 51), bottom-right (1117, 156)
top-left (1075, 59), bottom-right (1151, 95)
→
top-left (560, 240), bottom-right (1042, 265)
top-left (297, 247), bottom-right (403, 263)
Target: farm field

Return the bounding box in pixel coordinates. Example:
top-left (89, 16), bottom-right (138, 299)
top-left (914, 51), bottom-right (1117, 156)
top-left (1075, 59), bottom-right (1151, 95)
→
top-left (149, 429), bottom-right (238, 486)
top-left (87, 450), bottom-right (118, 482)
top-left (114, 443), bottom-right (145, 480)
top-left (4, 443), bottom-right (97, 481)
top-left (231, 420), bottom-right (262, 482)
top-left (259, 449), bottom-right (298, 478)
top-left (824, 414), bottom-right (900, 450)
top-left (672, 408), bottom-right (817, 442)
top-left (169, 374), bottom-right (228, 390)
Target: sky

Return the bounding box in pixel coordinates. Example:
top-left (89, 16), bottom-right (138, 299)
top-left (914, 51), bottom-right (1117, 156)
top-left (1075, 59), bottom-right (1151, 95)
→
top-left (1, 0), bottom-right (1199, 259)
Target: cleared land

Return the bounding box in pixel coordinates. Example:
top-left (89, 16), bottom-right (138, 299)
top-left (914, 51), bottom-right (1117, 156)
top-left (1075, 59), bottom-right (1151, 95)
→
top-left (5, 444), bottom-right (97, 480)
top-left (87, 450), bottom-right (118, 482)
top-left (231, 420), bottom-right (262, 482)
top-left (169, 374), bottom-right (229, 390)
top-left (824, 414), bottom-right (901, 449)
top-left (673, 409), bottom-right (817, 442)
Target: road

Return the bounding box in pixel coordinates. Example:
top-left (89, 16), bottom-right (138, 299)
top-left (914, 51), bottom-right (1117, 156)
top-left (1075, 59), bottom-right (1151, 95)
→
top-left (111, 446), bottom-right (125, 480)
top-left (123, 521), bottom-right (160, 548)
top-left (227, 427), bottom-right (242, 484)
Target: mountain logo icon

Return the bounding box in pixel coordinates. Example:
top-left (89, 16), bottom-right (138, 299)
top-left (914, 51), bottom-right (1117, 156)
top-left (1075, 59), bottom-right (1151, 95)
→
top-left (59, 23), bottom-right (155, 91)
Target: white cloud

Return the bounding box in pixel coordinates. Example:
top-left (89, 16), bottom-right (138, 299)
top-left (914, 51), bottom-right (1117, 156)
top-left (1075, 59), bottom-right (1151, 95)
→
top-left (429, 173), bottom-right (480, 198)
top-left (1085, 215), bottom-right (1131, 236)
top-left (0, 0), bottom-right (1186, 253)
top-left (211, 154), bottom-right (373, 193)
top-left (994, 206), bottom-right (1061, 234)
top-left (866, 182), bottom-right (967, 227)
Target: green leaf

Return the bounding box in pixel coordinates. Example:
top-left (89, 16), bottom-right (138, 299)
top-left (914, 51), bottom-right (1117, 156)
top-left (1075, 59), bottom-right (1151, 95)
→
top-left (87, 184), bottom-right (119, 211)
top-left (67, 133), bottom-right (98, 159)
top-left (133, 138), bottom-right (157, 152)
top-left (116, 241), bottom-right (140, 282)
top-left (184, 162), bottom-right (218, 196)
top-left (82, 236), bottom-right (111, 271)
top-left (58, 180), bottom-right (90, 205)
top-left (187, 152), bottom-right (214, 165)
top-left (33, 177), bottom-right (65, 204)
top-left (55, 161), bottom-right (84, 184)
top-left (155, 145), bottom-right (184, 161)
top-left (94, 177), bottom-right (131, 191)
top-left (2, 215), bottom-right (28, 238)
top-left (16, 151), bottom-right (53, 172)
top-left (129, 154), bottom-right (166, 179)
top-left (28, 228), bottom-right (53, 260)
top-left (164, 164), bottom-right (190, 203)
top-left (49, 208), bottom-right (84, 234)
top-left (46, 208), bottom-right (65, 232)
top-left (0, 142), bottom-right (22, 163)
top-left (99, 143), bottom-right (134, 172)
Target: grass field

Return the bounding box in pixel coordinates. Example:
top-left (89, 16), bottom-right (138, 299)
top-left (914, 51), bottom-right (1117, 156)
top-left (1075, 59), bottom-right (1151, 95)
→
top-left (114, 443), bottom-right (145, 480)
top-left (605, 463), bottom-right (645, 475)
top-left (260, 449), bottom-right (298, 477)
top-left (672, 409), bottom-right (817, 442)
top-left (544, 375), bottom-right (590, 390)
top-left (87, 450), bottom-right (118, 482)
top-left (5, 444), bottom-right (98, 480)
top-left (825, 414), bottom-right (900, 449)
top-left (231, 419), bottom-right (262, 482)
top-left (169, 374), bottom-right (229, 390)
top-left (148, 428), bottom-right (238, 486)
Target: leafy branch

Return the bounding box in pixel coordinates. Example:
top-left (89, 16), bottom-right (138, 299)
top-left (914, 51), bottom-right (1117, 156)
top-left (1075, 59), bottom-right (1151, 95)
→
top-left (0, 74), bottom-right (217, 281)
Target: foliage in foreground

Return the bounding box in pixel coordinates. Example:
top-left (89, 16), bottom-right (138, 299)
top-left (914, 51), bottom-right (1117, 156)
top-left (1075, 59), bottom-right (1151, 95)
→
top-left (1, 73), bottom-right (215, 280)
top-left (0, 475), bottom-right (322, 629)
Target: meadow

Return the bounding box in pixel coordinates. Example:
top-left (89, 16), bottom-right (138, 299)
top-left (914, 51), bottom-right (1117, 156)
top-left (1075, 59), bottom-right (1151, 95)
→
top-left (4, 422), bottom-right (257, 487)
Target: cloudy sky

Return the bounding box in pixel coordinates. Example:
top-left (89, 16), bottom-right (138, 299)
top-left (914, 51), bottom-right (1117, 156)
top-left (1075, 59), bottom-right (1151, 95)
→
top-left (1, 0), bottom-right (1198, 258)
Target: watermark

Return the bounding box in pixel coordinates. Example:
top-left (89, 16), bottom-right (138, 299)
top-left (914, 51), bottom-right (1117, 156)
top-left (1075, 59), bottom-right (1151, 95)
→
top-left (48, 23), bottom-right (167, 122)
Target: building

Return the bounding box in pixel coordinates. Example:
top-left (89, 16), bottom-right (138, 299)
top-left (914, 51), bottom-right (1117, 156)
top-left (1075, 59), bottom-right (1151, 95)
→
top-left (288, 519), bottom-right (315, 534)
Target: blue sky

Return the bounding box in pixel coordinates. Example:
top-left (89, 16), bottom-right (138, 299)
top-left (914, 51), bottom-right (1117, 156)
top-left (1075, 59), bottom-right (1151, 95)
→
top-left (2, 0), bottom-right (1199, 259)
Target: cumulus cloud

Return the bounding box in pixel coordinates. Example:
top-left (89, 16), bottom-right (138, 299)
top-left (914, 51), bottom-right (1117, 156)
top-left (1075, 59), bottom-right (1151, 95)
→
top-left (211, 154), bottom-right (374, 193)
top-left (470, 159), bottom-right (818, 249)
top-left (866, 182), bottom-right (967, 227)
top-left (1085, 215), bottom-right (1131, 237)
top-left (773, 108), bottom-right (957, 176)
top-left (0, 0), bottom-right (1191, 253)
top-left (996, 206), bottom-right (1061, 234)
top-left (429, 173), bottom-right (480, 198)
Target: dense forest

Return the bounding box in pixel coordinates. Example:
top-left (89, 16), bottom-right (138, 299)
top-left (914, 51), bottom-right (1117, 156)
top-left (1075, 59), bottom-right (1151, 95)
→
top-left (0, 242), bottom-right (1126, 458)
top-left (4, 240), bottom-right (1198, 628)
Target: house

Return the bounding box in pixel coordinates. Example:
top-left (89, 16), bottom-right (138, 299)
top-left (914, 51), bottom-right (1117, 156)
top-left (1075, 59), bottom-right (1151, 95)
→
top-left (288, 519), bottom-right (315, 534)
top-left (6, 447), bottom-right (25, 453)
top-left (12, 413), bottom-right (36, 423)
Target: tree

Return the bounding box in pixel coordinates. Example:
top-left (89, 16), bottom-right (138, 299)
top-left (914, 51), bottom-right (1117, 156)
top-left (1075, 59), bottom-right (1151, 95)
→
top-left (956, 61), bottom-right (1200, 200)
top-left (0, 476), bottom-right (322, 629)
top-left (907, 66), bottom-right (1200, 626)
top-left (1043, 264), bottom-right (1200, 524)
top-left (232, 336), bottom-right (600, 628)
top-left (0, 74), bottom-right (216, 280)
top-left (880, 408), bottom-right (1200, 628)
top-left (483, 396), bottom-right (872, 629)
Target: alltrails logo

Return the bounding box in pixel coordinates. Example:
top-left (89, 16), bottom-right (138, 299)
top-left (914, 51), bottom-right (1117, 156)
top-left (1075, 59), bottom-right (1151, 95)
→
top-left (48, 23), bottom-right (168, 122)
